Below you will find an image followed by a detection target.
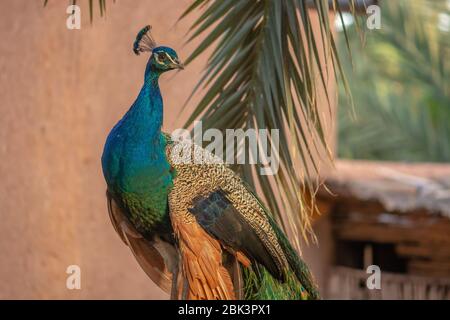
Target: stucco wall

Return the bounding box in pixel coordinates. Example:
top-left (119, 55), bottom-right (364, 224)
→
top-left (0, 0), bottom-right (209, 299)
top-left (0, 1), bottom-right (335, 299)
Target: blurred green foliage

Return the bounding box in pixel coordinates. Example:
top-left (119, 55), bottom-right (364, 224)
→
top-left (337, 0), bottom-right (450, 162)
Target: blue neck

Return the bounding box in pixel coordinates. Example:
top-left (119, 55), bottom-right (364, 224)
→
top-left (100, 64), bottom-right (166, 185)
top-left (101, 64), bottom-right (174, 229)
top-left (123, 66), bottom-right (164, 153)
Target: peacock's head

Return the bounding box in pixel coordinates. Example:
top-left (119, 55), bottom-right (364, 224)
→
top-left (133, 25), bottom-right (184, 75)
top-left (150, 46), bottom-right (184, 71)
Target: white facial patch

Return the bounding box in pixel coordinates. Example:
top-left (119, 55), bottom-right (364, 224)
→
top-left (154, 51), bottom-right (179, 68)
top-left (166, 54), bottom-right (178, 65)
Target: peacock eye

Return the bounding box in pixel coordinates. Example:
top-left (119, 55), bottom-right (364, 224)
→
top-left (155, 52), bottom-right (165, 64)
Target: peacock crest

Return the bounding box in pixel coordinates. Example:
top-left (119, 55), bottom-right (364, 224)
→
top-left (133, 25), bottom-right (157, 55)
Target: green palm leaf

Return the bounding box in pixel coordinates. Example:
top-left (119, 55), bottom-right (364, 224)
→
top-left (181, 0), bottom-right (354, 243)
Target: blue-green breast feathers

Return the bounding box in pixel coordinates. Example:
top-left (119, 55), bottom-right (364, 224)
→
top-left (101, 64), bottom-right (173, 232)
top-left (102, 27), bottom-right (183, 232)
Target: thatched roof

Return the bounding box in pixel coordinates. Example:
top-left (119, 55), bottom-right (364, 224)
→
top-left (319, 160), bottom-right (450, 218)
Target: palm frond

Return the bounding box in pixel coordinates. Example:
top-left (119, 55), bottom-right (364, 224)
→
top-left (181, 0), bottom-right (354, 243)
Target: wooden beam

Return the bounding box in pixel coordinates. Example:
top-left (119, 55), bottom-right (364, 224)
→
top-left (396, 244), bottom-right (450, 261)
top-left (408, 260), bottom-right (450, 277)
top-left (334, 221), bottom-right (450, 245)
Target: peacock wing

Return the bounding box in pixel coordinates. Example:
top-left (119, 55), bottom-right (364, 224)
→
top-left (106, 190), bottom-right (176, 294)
top-left (168, 211), bottom-right (239, 300)
top-left (188, 189), bottom-right (283, 280)
top-left (165, 139), bottom-right (295, 299)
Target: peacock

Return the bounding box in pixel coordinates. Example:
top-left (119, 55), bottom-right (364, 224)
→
top-left (101, 26), bottom-right (320, 300)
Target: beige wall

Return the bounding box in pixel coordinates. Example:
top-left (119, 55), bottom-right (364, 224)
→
top-left (0, 1), bottom-right (336, 299)
top-left (0, 0), bottom-right (207, 299)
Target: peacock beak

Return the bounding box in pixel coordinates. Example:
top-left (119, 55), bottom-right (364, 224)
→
top-left (174, 61), bottom-right (184, 70)
top-left (168, 56), bottom-right (184, 70)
